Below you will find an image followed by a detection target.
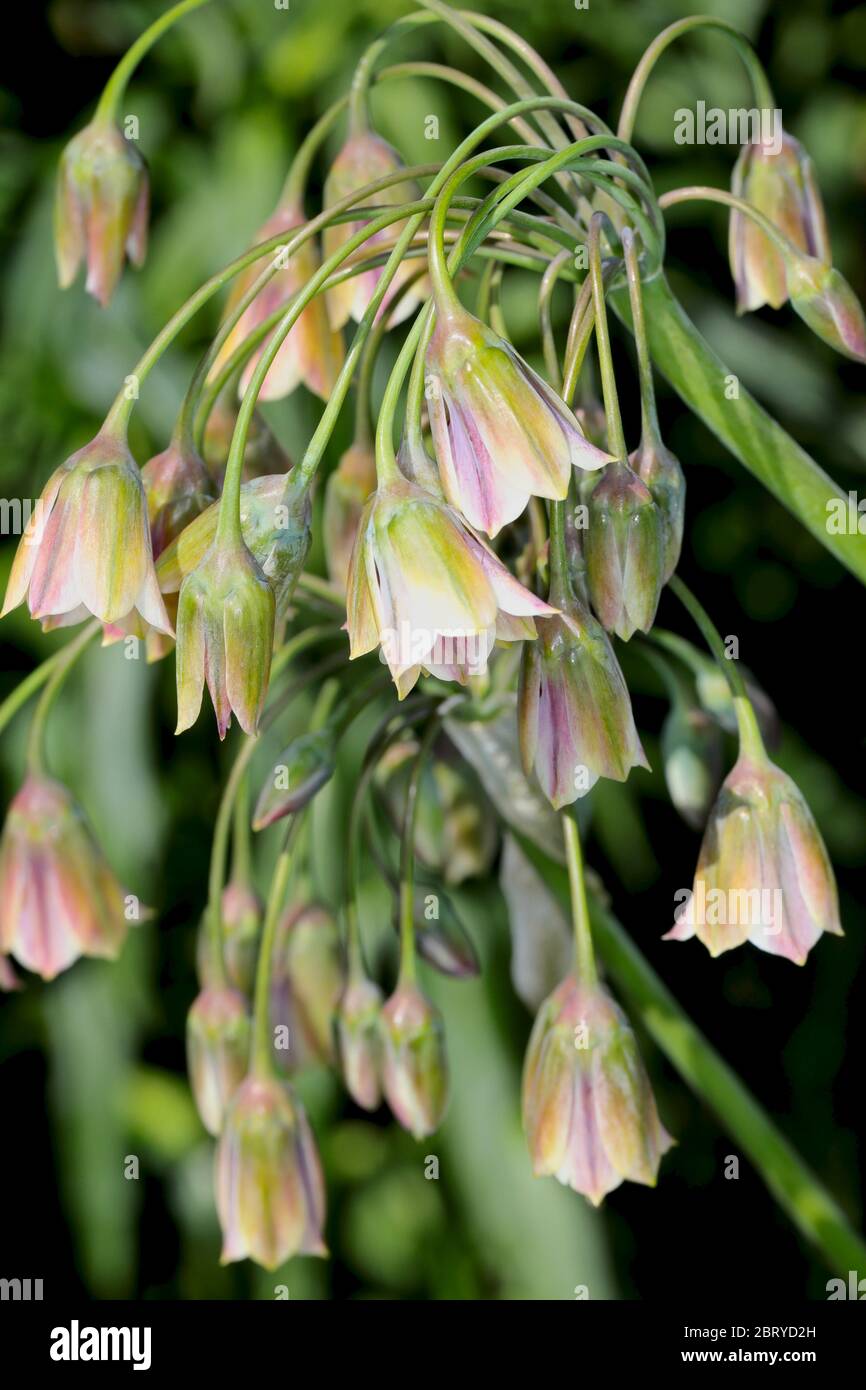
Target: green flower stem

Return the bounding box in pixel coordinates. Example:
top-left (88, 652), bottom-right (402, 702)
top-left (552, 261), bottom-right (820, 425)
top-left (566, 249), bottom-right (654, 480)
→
top-left (94, 0), bottom-right (213, 125)
top-left (658, 184), bottom-right (803, 261)
top-left (279, 99), bottom-right (348, 210)
top-left (250, 813), bottom-right (305, 1079)
top-left (538, 248), bottom-right (572, 391)
top-left (25, 622), bottom-right (100, 776)
top-left (397, 718), bottom-right (441, 990)
top-left (205, 626), bottom-right (338, 987)
top-left (588, 213), bottom-right (627, 459)
top-left (609, 272), bottom-right (866, 585)
top-left (562, 814), bottom-right (598, 988)
top-left (548, 500), bottom-right (570, 607)
top-left (0, 638), bottom-right (89, 741)
top-left (229, 771), bottom-right (252, 888)
top-left (353, 267), bottom-right (427, 448)
top-left (669, 575), bottom-right (765, 762)
top-left (617, 15), bottom-right (774, 144)
top-left (518, 833), bottom-right (866, 1277)
top-left (622, 227), bottom-right (661, 447)
top-left (561, 273), bottom-right (595, 405)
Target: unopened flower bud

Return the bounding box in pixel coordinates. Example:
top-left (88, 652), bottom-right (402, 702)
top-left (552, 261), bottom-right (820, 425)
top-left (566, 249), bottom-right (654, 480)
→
top-left (55, 119), bottom-right (149, 307)
top-left (252, 731), bottom-right (336, 831)
top-left (142, 438), bottom-right (216, 558)
top-left (630, 438), bottom-right (686, 583)
top-left (729, 132), bottom-right (829, 313)
top-left (175, 543), bottom-right (275, 739)
top-left (584, 460), bottom-right (665, 639)
top-left (523, 973), bottom-right (673, 1204)
top-left (786, 256), bottom-right (866, 363)
top-left (216, 1075), bottom-right (327, 1268)
top-left (379, 982), bottom-right (448, 1139)
top-left (336, 973), bottom-right (383, 1110)
top-left (273, 905), bottom-right (346, 1065)
top-left (186, 986), bottom-right (251, 1136)
top-left (666, 751), bottom-right (843, 963)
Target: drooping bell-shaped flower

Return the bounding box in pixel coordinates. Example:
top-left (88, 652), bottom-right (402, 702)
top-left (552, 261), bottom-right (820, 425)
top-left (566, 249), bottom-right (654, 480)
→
top-left (323, 130), bottom-right (427, 331)
top-left (379, 982), bottom-right (448, 1139)
top-left (522, 972), bottom-right (673, 1205)
top-left (786, 256), bottom-right (866, 363)
top-left (157, 475), bottom-right (310, 619)
top-left (55, 119), bottom-right (149, 307)
top-left (518, 596), bottom-right (648, 809)
top-left (323, 441), bottom-right (377, 593)
top-left (584, 460), bottom-right (664, 640)
top-left (210, 201), bottom-right (345, 402)
top-left (215, 1075), bottom-right (327, 1268)
top-left (186, 986), bottom-right (251, 1136)
top-left (175, 541), bottom-right (275, 739)
top-left (426, 303), bottom-right (612, 536)
top-left (345, 474), bottom-right (554, 698)
top-left (141, 437), bottom-right (217, 559)
top-left (729, 132), bottom-right (829, 314)
top-left (629, 438), bottom-right (686, 584)
top-left (666, 751), bottom-right (843, 963)
top-left (2, 431), bottom-right (172, 634)
top-left (336, 971), bottom-right (383, 1111)
top-left (0, 774), bottom-right (136, 979)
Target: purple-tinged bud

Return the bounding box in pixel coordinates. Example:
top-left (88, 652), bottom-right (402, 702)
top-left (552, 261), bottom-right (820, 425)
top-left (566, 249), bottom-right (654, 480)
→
top-left (2, 431), bottom-right (173, 634)
top-left (584, 460), bottom-right (665, 640)
top-left (157, 475), bottom-right (311, 619)
top-left (252, 731), bottom-right (336, 831)
top-left (0, 774), bottom-right (137, 979)
top-left (215, 1075), bottom-right (327, 1269)
top-left (426, 302), bottom-right (612, 536)
top-left (523, 973), bottom-right (673, 1205)
top-left (666, 752), bottom-right (843, 963)
top-left (518, 596), bottom-right (648, 809)
top-left (413, 886), bottom-right (480, 978)
top-left (197, 884), bottom-right (262, 995)
top-left (175, 543), bottom-right (275, 739)
top-left (630, 438), bottom-right (686, 583)
top-left (336, 974), bottom-right (384, 1111)
top-left (786, 256), bottom-right (866, 363)
top-left (323, 132), bottom-right (427, 331)
top-left (729, 133), bottom-right (829, 314)
top-left (379, 982), bottom-right (448, 1139)
top-left (661, 697), bottom-right (724, 831)
top-left (141, 439), bottom-right (217, 558)
top-left (270, 906), bottom-right (346, 1068)
top-left (323, 441), bottom-right (377, 593)
top-left (186, 986), bottom-right (251, 1136)
top-left (210, 201), bottom-right (345, 402)
top-left (55, 119), bottom-right (149, 307)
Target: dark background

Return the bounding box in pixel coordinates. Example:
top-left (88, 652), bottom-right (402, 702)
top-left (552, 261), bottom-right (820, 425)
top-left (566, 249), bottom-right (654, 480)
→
top-left (0, 0), bottom-right (864, 1300)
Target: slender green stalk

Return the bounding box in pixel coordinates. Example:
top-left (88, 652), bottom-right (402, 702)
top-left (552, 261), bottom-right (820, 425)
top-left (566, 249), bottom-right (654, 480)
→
top-left (617, 15), bottom-right (774, 143)
top-left (25, 623), bottom-right (100, 776)
top-left (622, 227), bottom-right (661, 447)
top-left (538, 248), bottom-right (572, 391)
top-left (518, 834), bottom-right (866, 1278)
top-left (562, 815), bottom-right (597, 988)
top-left (659, 185), bottom-right (803, 260)
top-left (250, 815), bottom-right (304, 1078)
top-left (669, 575), bottom-right (764, 761)
top-left (94, 0), bottom-right (213, 124)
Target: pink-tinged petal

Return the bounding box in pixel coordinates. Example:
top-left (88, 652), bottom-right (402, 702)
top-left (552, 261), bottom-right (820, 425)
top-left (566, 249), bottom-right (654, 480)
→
top-left (461, 527), bottom-right (556, 617)
top-left (28, 472), bottom-right (87, 620)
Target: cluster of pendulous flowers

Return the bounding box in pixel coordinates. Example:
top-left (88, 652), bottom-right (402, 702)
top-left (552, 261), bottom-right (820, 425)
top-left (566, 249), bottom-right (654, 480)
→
top-left (0, 3), bottom-right (858, 1270)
